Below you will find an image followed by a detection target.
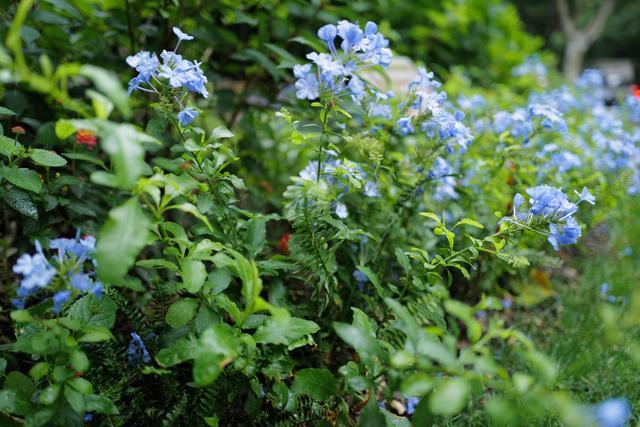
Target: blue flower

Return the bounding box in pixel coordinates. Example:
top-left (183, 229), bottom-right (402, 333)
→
top-left (548, 217), bottom-right (581, 251)
top-left (396, 117), bottom-right (414, 136)
top-left (52, 290), bottom-right (71, 313)
top-left (335, 202), bottom-right (348, 219)
top-left (84, 413), bottom-right (93, 423)
top-left (317, 24), bottom-right (338, 54)
top-left (177, 108), bottom-right (199, 126)
top-left (353, 269), bottom-right (369, 283)
top-left (529, 103), bottom-right (567, 132)
top-left (173, 27), bottom-right (194, 42)
top-left (594, 398), bottom-right (631, 427)
top-left (575, 187), bottom-right (596, 205)
top-left (13, 242), bottom-right (56, 295)
top-left (128, 332), bottom-right (151, 364)
top-left (406, 396), bottom-right (420, 415)
top-left (336, 20), bottom-right (363, 53)
top-left (295, 73), bottom-right (320, 100)
top-left (364, 181), bottom-right (381, 198)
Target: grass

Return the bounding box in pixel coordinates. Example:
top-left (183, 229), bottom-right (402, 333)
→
top-left (510, 194), bottom-right (640, 424)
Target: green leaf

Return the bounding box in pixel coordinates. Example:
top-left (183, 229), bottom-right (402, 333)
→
top-left (96, 197), bottom-right (151, 283)
top-left (453, 218), bottom-right (484, 230)
top-left (333, 322), bottom-right (384, 362)
top-left (78, 327), bottom-right (114, 343)
top-left (2, 187), bottom-right (38, 218)
top-left (87, 89), bottom-right (114, 120)
top-left (0, 166), bottom-right (42, 193)
top-left (169, 203), bottom-right (212, 231)
top-left (165, 298), bottom-right (198, 328)
top-left (55, 119), bottom-right (77, 139)
top-left (193, 354), bottom-right (224, 386)
top-left (100, 123), bottom-right (151, 189)
top-left (68, 294), bottom-right (117, 329)
top-left (70, 350), bottom-right (89, 373)
top-left (179, 259), bottom-right (207, 293)
top-left (254, 316), bottom-right (319, 345)
top-left (80, 65), bottom-right (131, 118)
top-left (0, 106), bottom-right (16, 116)
top-left (292, 368), bottom-right (337, 401)
top-left (61, 152), bottom-right (106, 168)
top-left (0, 135), bottom-right (18, 157)
top-left (156, 339), bottom-right (197, 367)
top-left (85, 394), bottom-right (119, 415)
top-left (136, 258), bottom-right (178, 272)
top-left (428, 378), bottom-right (470, 416)
top-left (64, 385), bottom-right (85, 413)
top-left (210, 126), bottom-right (234, 139)
top-left (28, 149), bottom-right (67, 167)
top-left (419, 212), bottom-right (442, 225)
top-left (39, 384), bottom-right (61, 405)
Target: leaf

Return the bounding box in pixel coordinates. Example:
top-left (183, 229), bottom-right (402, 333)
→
top-left (100, 123), bottom-right (150, 189)
top-left (0, 135), bottom-right (18, 157)
top-left (68, 294), bottom-right (117, 329)
top-left (156, 339), bottom-right (197, 367)
top-left (28, 149), bottom-right (67, 167)
top-left (354, 266), bottom-right (385, 298)
top-left (85, 394), bottom-right (119, 415)
top-left (210, 126), bottom-right (234, 139)
top-left (428, 378), bottom-right (470, 416)
top-left (0, 106), bottom-right (16, 116)
top-left (169, 203), bottom-right (212, 231)
top-left (78, 327), bottom-right (114, 343)
top-left (254, 316), bottom-right (319, 345)
top-left (245, 219), bottom-right (266, 257)
top-left (62, 152), bottom-right (106, 168)
top-left (136, 258), bottom-right (179, 272)
top-left (179, 259), bottom-right (207, 293)
top-left (96, 197), bottom-right (151, 283)
top-left (80, 65), bottom-right (131, 118)
top-left (165, 298), bottom-right (198, 328)
top-left (55, 119), bottom-right (77, 139)
top-left (193, 354), bottom-right (224, 386)
top-left (292, 368), bottom-right (337, 401)
top-left (333, 322), bottom-right (384, 362)
top-left (453, 218), bottom-right (484, 230)
top-left (419, 212), bottom-right (442, 225)
top-left (2, 187), bottom-right (38, 218)
top-left (0, 167), bottom-right (42, 193)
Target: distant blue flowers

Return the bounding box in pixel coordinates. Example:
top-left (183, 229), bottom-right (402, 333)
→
top-left (12, 231), bottom-right (102, 312)
top-left (593, 398), bottom-right (631, 427)
top-left (126, 27), bottom-right (206, 127)
top-left (507, 186), bottom-right (595, 251)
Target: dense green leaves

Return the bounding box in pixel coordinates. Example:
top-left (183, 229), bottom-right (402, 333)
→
top-left (0, 166), bottom-right (41, 192)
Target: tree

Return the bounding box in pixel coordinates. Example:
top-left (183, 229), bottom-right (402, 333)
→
top-left (556, 0), bottom-right (617, 81)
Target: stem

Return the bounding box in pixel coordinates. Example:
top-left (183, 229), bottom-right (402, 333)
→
top-left (316, 105), bottom-right (331, 183)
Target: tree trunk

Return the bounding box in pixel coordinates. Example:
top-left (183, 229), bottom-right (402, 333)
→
top-left (555, 0), bottom-right (617, 81)
top-left (563, 35), bottom-right (588, 82)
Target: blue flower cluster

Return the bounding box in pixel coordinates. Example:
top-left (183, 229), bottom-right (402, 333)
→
top-left (294, 20), bottom-right (392, 102)
top-left (508, 185), bottom-right (595, 251)
top-left (512, 55), bottom-right (548, 83)
top-left (126, 27), bottom-right (207, 126)
top-left (12, 231), bottom-right (102, 312)
top-left (397, 68), bottom-right (474, 153)
top-left (493, 103), bottom-right (566, 139)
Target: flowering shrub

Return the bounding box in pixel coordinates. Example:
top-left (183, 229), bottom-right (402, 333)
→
top-left (0, 6), bottom-right (638, 427)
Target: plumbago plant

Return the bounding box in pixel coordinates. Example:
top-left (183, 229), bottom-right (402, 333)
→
top-left (0, 14), bottom-right (638, 427)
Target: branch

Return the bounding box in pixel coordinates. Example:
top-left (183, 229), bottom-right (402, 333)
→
top-left (585, 0), bottom-right (617, 44)
top-left (556, 0), bottom-right (576, 35)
